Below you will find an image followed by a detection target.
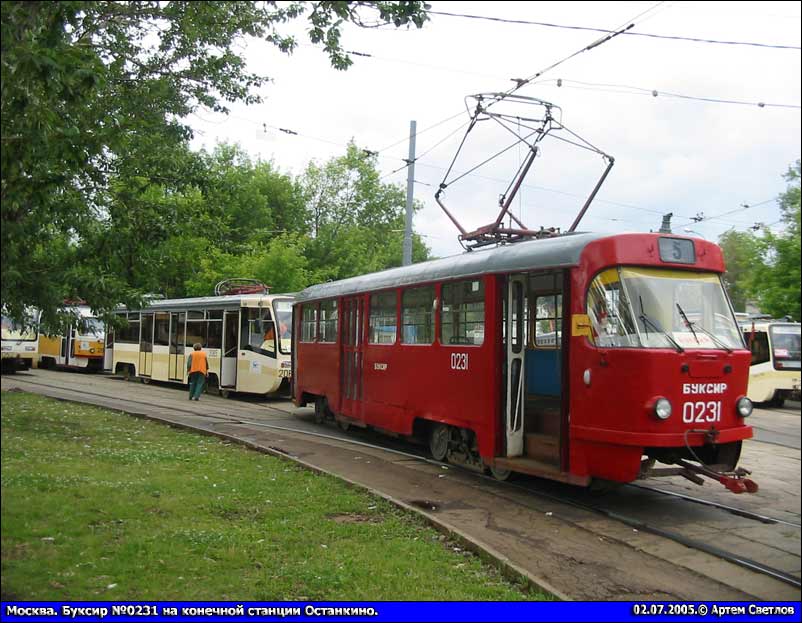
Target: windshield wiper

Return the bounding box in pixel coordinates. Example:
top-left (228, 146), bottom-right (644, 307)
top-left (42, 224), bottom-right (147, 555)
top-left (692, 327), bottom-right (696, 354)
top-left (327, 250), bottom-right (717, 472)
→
top-left (640, 296), bottom-right (684, 353)
top-left (675, 303), bottom-right (733, 353)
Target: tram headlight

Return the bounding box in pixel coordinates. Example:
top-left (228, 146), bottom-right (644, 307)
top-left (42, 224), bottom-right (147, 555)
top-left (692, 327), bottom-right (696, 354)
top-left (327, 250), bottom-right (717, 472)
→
top-left (653, 397), bottom-right (672, 421)
top-left (736, 396), bottom-right (753, 418)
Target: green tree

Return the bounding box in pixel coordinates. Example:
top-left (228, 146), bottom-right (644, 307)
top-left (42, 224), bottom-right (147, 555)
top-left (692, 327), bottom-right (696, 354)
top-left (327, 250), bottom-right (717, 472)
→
top-left (300, 142), bottom-right (429, 282)
top-left (718, 160), bottom-right (801, 321)
top-left (1, 1), bottom-right (429, 328)
top-left (718, 229), bottom-right (764, 312)
top-left (200, 144), bottom-right (306, 251)
top-left (185, 234), bottom-right (310, 297)
top-left (753, 160), bottom-right (801, 320)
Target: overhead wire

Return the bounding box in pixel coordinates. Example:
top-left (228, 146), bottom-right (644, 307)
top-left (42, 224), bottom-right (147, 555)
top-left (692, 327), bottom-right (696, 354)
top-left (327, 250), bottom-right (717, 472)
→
top-left (676, 198), bottom-right (777, 226)
top-left (202, 109), bottom-right (784, 232)
top-left (426, 9), bottom-right (802, 50)
top-left (534, 78), bottom-right (800, 109)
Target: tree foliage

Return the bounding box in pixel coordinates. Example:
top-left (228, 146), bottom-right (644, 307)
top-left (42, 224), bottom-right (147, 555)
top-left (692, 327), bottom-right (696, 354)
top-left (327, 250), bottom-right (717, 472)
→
top-left (178, 142), bottom-right (430, 296)
top-left (717, 230), bottom-right (762, 313)
top-left (301, 142), bottom-right (429, 282)
top-left (719, 160), bottom-right (801, 321)
top-left (1, 0), bottom-right (429, 329)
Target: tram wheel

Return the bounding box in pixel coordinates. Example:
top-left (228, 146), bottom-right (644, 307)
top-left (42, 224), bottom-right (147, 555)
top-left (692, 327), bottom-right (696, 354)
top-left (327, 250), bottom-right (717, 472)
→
top-left (489, 465), bottom-right (512, 481)
top-left (141, 377), bottom-right (151, 385)
top-left (219, 388), bottom-right (230, 399)
top-left (314, 398), bottom-right (326, 425)
top-left (589, 478), bottom-right (623, 495)
top-left (768, 393), bottom-right (785, 408)
top-left (337, 419), bottom-right (351, 432)
top-left (428, 424), bottom-right (450, 462)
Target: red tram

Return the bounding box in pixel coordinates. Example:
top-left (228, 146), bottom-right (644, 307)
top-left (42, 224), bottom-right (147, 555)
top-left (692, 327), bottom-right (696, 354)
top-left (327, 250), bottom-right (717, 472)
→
top-left (292, 232), bottom-right (757, 493)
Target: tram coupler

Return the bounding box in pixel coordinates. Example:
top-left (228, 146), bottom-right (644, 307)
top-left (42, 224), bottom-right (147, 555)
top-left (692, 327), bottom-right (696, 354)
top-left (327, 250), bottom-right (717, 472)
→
top-left (675, 459), bottom-right (759, 494)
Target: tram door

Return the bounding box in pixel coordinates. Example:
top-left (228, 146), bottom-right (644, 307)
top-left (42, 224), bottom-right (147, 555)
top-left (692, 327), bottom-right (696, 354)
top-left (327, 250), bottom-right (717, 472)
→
top-left (340, 297), bottom-right (364, 420)
top-left (505, 275), bottom-right (526, 457)
top-left (168, 312), bottom-right (185, 381)
top-left (103, 327), bottom-right (114, 371)
top-left (139, 313), bottom-right (154, 377)
top-left (221, 310), bottom-right (239, 389)
top-left (60, 326), bottom-right (71, 366)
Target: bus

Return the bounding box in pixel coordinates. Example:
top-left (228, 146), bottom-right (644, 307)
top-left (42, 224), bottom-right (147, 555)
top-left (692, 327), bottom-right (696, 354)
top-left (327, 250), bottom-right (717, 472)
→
top-left (740, 317), bottom-right (801, 406)
top-left (111, 292), bottom-right (293, 398)
top-left (1, 310), bottom-right (39, 373)
top-left (38, 304), bottom-right (107, 371)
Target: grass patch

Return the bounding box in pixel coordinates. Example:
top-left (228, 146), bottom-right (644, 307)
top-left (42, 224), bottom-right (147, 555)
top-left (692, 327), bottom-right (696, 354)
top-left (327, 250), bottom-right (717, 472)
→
top-left (1, 391), bottom-right (548, 601)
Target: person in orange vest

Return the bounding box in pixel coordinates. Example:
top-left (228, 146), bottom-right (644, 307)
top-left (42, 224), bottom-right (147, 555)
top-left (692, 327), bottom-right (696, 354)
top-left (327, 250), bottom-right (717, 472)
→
top-left (187, 342), bottom-right (208, 401)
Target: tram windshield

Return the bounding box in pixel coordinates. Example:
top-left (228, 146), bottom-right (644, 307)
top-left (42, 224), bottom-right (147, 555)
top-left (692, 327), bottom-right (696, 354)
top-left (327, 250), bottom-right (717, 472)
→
top-left (78, 317), bottom-right (104, 337)
top-left (1, 314), bottom-right (38, 341)
top-left (770, 324), bottom-right (801, 370)
top-left (272, 299), bottom-right (293, 354)
top-left (587, 267), bottom-right (743, 350)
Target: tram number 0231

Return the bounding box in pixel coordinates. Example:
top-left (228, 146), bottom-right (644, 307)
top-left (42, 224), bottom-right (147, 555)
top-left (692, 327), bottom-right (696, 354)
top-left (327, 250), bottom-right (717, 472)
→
top-left (682, 400), bottom-right (722, 423)
top-left (450, 353), bottom-right (469, 371)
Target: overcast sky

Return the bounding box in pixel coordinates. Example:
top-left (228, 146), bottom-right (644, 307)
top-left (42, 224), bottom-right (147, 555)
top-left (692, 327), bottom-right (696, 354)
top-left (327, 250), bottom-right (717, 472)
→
top-left (189, 1), bottom-right (801, 259)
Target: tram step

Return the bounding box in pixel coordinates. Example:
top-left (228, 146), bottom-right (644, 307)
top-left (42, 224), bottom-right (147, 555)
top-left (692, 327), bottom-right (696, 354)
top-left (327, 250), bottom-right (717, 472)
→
top-left (493, 456), bottom-right (590, 487)
top-left (525, 433), bottom-right (560, 464)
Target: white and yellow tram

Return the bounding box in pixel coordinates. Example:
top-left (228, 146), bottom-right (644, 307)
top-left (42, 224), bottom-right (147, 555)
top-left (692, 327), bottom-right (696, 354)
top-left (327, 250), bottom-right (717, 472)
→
top-left (1, 310), bottom-right (39, 373)
top-left (740, 318), bottom-right (801, 406)
top-left (38, 304), bottom-right (107, 371)
top-left (111, 293), bottom-right (293, 397)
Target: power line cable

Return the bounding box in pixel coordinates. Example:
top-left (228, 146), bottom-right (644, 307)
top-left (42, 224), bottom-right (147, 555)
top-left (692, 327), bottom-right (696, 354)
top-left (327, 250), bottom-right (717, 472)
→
top-left (200, 112), bottom-right (784, 231)
top-left (304, 43), bottom-right (802, 111)
top-left (426, 9), bottom-right (802, 50)
top-left (376, 109), bottom-right (466, 153)
top-left (676, 198), bottom-right (777, 226)
top-left (536, 78), bottom-right (800, 109)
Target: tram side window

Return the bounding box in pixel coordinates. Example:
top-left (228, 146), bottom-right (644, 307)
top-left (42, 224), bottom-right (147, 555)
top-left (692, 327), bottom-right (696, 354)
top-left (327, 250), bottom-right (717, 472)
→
top-left (586, 270), bottom-right (639, 347)
top-left (185, 319), bottom-right (206, 347)
top-left (301, 304), bottom-right (318, 343)
top-left (441, 280), bottom-right (484, 346)
top-left (140, 314), bottom-right (154, 351)
top-left (319, 300), bottom-right (338, 343)
top-left (154, 313), bottom-right (170, 347)
top-left (241, 308), bottom-right (276, 354)
top-left (534, 294), bottom-right (562, 348)
top-left (747, 331), bottom-right (770, 365)
top-left (116, 313), bottom-right (140, 344)
top-left (369, 292), bottom-right (397, 344)
top-left (206, 317), bottom-right (223, 349)
top-left (402, 286), bottom-right (434, 345)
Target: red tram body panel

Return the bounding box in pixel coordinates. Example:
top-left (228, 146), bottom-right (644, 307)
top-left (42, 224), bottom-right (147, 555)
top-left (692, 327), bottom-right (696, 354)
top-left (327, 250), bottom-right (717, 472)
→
top-left (292, 232), bottom-right (755, 491)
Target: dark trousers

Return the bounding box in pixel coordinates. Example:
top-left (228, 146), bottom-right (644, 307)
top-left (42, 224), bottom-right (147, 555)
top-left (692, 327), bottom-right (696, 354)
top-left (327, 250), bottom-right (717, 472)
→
top-left (188, 372), bottom-right (206, 400)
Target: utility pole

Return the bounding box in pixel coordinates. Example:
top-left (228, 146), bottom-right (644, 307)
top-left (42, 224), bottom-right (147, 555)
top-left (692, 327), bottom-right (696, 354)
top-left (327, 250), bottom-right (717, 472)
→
top-left (402, 120), bottom-right (417, 266)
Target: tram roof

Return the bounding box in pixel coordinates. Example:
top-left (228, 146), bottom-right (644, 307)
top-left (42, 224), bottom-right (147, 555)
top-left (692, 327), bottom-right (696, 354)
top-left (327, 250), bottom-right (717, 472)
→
top-left (297, 232), bottom-right (608, 302)
top-left (125, 293), bottom-right (291, 312)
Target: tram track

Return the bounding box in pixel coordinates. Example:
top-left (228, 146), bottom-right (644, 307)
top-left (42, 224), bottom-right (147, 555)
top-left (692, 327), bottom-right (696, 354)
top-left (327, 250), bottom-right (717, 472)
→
top-left (5, 372), bottom-right (801, 592)
top-left (772, 406), bottom-right (801, 416)
top-left (626, 483), bottom-right (801, 528)
top-left (188, 414), bottom-right (802, 590)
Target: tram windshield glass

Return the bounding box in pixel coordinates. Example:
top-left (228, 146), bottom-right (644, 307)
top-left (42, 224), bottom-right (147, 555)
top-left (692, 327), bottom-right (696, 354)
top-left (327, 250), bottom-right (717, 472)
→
top-left (770, 324), bottom-right (801, 370)
top-left (79, 317), bottom-right (104, 337)
top-left (587, 267), bottom-right (743, 350)
top-left (1, 314), bottom-right (38, 341)
top-left (272, 299), bottom-right (293, 354)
